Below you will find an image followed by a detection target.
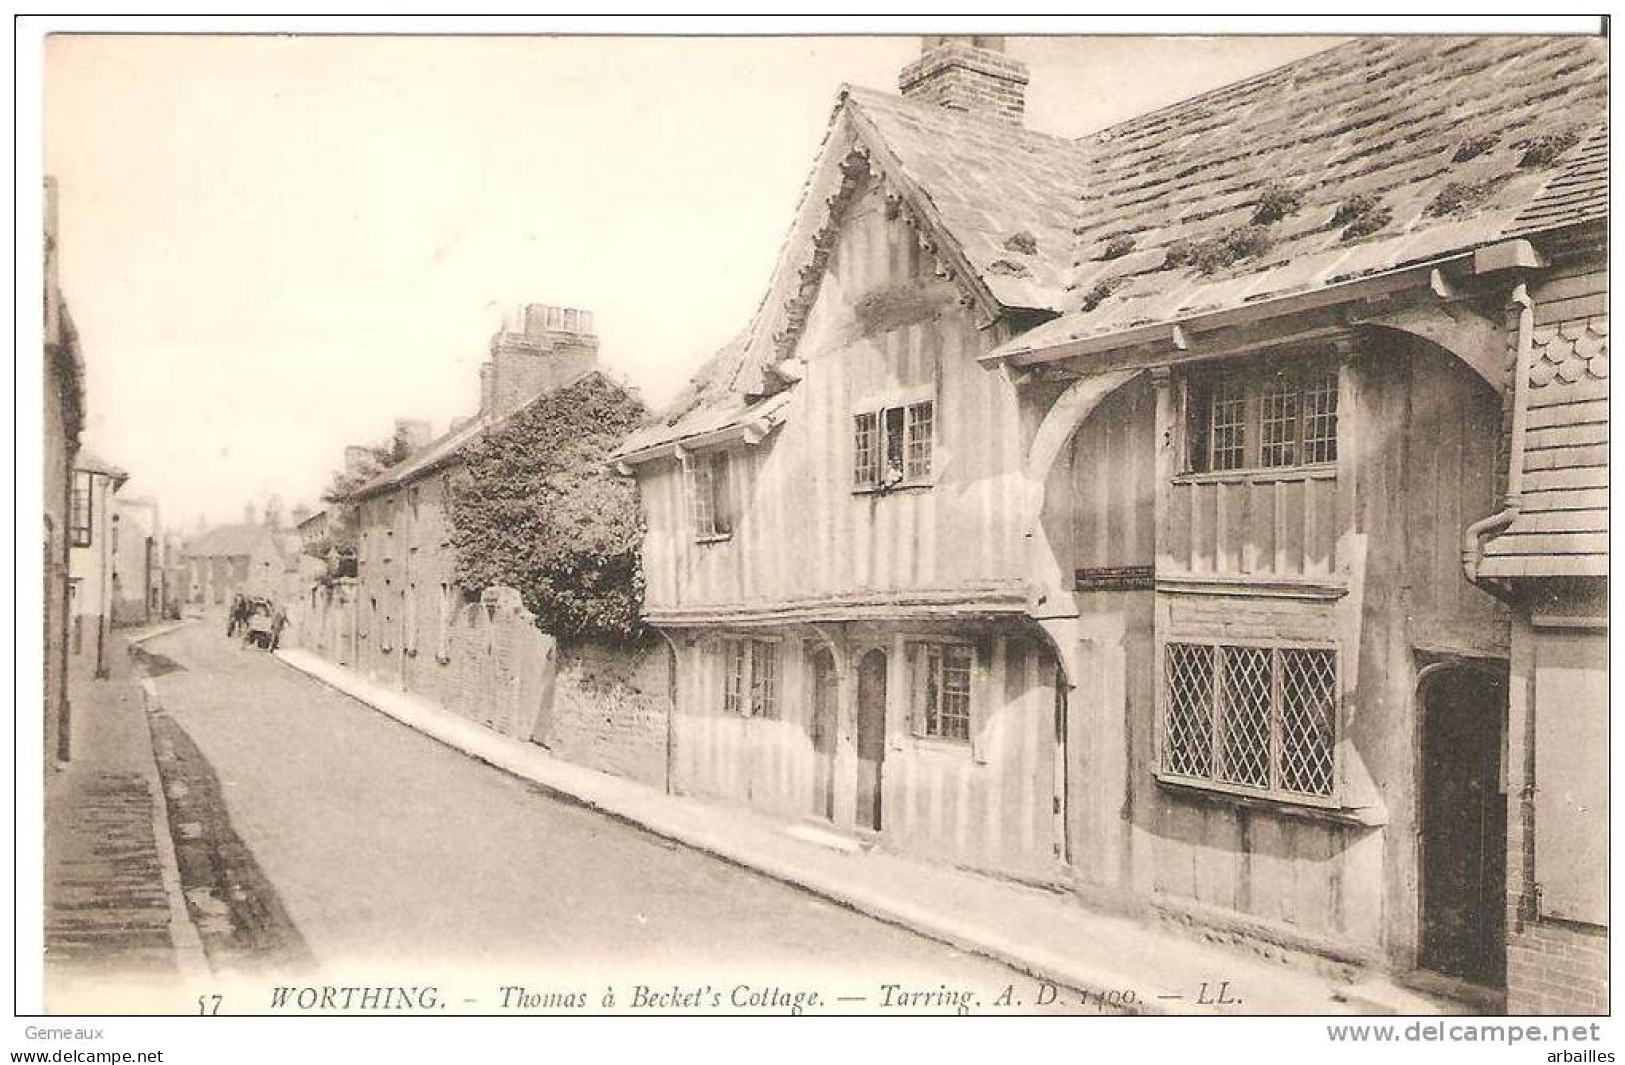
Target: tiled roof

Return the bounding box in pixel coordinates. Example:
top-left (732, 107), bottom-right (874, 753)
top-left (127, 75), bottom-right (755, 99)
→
top-left (843, 85), bottom-right (1091, 313)
top-left (998, 35), bottom-right (1606, 359)
top-left (349, 369), bottom-right (622, 499)
top-left (1504, 124), bottom-right (1608, 237)
top-left (1480, 316), bottom-right (1609, 578)
top-left (75, 448), bottom-right (127, 483)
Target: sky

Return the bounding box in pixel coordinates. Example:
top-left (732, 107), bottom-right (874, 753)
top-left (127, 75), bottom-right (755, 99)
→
top-left (44, 32), bottom-right (1337, 531)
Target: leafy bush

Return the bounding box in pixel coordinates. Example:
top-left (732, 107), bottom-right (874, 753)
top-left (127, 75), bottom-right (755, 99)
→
top-left (449, 373), bottom-right (649, 641)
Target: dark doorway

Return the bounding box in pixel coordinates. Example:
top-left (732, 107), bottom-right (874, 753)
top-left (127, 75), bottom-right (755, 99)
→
top-left (855, 648), bottom-right (887, 831)
top-left (1419, 666), bottom-right (1508, 987)
top-left (807, 647), bottom-right (839, 820)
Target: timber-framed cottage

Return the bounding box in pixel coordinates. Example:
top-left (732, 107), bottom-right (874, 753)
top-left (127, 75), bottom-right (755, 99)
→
top-left (612, 35), bottom-right (1607, 1012)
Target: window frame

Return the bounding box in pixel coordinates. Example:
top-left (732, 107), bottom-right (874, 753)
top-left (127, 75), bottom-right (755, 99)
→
top-left (853, 396), bottom-right (936, 492)
top-left (908, 638), bottom-right (976, 744)
top-left (720, 636), bottom-right (780, 719)
top-left (683, 449), bottom-right (735, 543)
top-left (69, 473), bottom-right (93, 548)
top-left (1156, 637), bottom-right (1341, 809)
top-left (1180, 357), bottom-right (1340, 477)
top-left (435, 582), bottom-right (453, 663)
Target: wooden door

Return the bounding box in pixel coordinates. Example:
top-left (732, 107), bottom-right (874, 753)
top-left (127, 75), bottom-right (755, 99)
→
top-left (855, 648), bottom-right (887, 831)
top-left (808, 647), bottom-right (838, 820)
top-left (1419, 667), bottom-right (1508, 987)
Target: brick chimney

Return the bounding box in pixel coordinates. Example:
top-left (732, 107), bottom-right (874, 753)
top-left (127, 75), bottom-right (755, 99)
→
top-left (898, 36), bottom-right (1028, 126)
top-left (394, 418), bottom-right (432, 456)
top-left (265, 493), bottom-right (284, 530)
top-left (480, 303), bottom-right (599, 416)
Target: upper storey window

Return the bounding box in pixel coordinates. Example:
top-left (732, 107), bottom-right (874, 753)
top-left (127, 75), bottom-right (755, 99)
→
top-left (854, 399), bottom-right (934, 490)
top-left (684, 450), bottom-right (734, 542)
top-left (1184, 359), bottom-right (1339, 474)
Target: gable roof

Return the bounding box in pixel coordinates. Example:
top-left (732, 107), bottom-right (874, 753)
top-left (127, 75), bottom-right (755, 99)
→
top-left (619, 82), bottom-right (1093, 461)
top-left (842, 85), bottom-right (1091, 313)
top-left (350, 368), bottom-right (629, 500)
top-left (993, 35), bottom-right (1606, 362)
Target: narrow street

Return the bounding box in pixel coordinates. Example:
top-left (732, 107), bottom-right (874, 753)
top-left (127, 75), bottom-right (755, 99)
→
top-left (137, 620), bottom-right (1085, 1014)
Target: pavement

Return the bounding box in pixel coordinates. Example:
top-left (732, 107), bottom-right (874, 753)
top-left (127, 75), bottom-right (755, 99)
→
top-left (273, 643), bottom-right (1460, 1017)
top-left (136, 622), bottom-right (1099, 1015)
top-left (42, 619), bottom-right (205, 1015)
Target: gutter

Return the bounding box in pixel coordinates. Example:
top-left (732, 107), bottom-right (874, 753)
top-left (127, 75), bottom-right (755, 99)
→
top-left (985, 239), bottom-right (1545, 371)
top-left (611, 409), bottom-right (781, 473)
top-left (1462, 280), bottom-right (1535, 587)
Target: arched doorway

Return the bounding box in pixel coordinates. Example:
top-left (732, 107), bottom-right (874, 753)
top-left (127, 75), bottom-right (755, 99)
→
top-left (807, 646), bottom-right (838, 820)
top-left (1418, 663), bottom-right (1508, 987)
top-left (855, 648), bottom-right (888, 831)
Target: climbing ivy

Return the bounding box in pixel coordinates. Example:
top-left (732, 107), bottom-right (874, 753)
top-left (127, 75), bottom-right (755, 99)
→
top-left (449, 373), bottom-right (649, 642)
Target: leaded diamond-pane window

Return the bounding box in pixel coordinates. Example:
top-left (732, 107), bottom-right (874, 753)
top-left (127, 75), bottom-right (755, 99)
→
top-left (1162, 641), bottom-right (1338, 801)
top-left (1279, 647), bottom-right (1338, 796)
top-left (1163, 643), bottom-right (1215, 778)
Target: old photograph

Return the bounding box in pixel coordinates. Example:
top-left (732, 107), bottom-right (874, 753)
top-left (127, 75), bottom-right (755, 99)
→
top-left (25, 16), bottom-right (1610, 1053)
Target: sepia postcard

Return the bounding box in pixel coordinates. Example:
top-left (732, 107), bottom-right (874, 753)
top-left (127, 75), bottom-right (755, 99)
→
top-left (20, 14), bottom-right (1613, 1063)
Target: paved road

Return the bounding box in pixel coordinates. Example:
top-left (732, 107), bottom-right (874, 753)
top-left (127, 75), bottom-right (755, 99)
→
top-left (143, 621), bottom-right (1080, 1014)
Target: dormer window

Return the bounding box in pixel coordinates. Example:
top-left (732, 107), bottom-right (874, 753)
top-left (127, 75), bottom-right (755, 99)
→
top-left (1184, 359), bottom-right (1338, 474)
top-left (684, 450), bottom-right (734, 542)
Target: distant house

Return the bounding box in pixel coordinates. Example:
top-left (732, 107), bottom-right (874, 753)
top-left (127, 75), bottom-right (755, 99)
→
top-left (182, 500), bottom-right (301, 609)
top-left (69, 450), bottom-right (128, 680)
top-left (110, 495), bottom-right (163, 627)
top-left (44, 177), bottom-right (85, 765)
top-left (613, 35), bottom-right (1606, 1012)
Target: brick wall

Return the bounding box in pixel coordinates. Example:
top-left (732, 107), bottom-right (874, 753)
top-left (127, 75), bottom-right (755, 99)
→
top-left (315, 467), bottom-right (671, 787)
top-left (489, 336), bottom-right (598, 416)
top-left (548, 638), bottom-right (670, 789)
